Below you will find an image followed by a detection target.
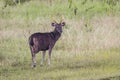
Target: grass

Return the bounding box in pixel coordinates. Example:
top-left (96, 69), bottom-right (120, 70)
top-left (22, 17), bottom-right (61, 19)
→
top-left (0, 0), bottom-right (120, 80)
top-left (0, 48), bottom-right (120, 80)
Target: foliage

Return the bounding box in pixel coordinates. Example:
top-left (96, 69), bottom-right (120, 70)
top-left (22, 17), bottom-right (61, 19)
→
top-left (3, 0), bottom-right (30, 7)
top-left (68, 0), bottom-right (72, 8)
top-left (102, 0), bottom-right (120, 6)
top-left (3, 0), bottom-right (15, 6)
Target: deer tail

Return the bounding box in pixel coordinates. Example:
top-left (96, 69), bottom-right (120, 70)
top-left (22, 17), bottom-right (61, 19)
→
top-left (29, 36), bottom-right (34, 46)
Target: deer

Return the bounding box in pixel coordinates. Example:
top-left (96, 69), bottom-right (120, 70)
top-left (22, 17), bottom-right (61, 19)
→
top-left (29, 20), bottom-right (65, 68)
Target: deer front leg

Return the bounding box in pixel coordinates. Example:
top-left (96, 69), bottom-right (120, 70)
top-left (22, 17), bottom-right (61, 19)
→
top-left (48, 48), bottom-right (52, 66)
top-left (41, 51), bottom-right (46, 65)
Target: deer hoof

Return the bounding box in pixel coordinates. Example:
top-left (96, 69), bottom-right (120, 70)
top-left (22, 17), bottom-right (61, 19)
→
top-left (31, 64), bottom-right (36, 68)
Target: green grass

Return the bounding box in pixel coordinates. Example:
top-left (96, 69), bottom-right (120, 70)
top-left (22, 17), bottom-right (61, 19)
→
top-left (0, 0), bottom-right (120, 80)
top-left (0, 47), bottom-right (120, 80)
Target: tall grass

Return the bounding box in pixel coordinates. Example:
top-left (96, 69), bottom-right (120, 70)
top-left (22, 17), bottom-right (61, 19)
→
top-left (0, 0), bottom-right (120, 80)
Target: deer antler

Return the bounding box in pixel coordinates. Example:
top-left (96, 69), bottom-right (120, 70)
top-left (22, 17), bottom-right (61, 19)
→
top-left (53, 20), bottom-right (57, 23)
top-left (60, 15), bottom-right (65, 23)
top-left (52, 16), bottom-right (57, 23)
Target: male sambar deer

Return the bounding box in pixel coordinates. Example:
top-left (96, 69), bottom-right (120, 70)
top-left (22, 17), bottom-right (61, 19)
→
top-left (29, 21), bottom-right (65, 68)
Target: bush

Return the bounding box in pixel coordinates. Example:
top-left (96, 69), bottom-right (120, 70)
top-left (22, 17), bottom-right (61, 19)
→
top-left (3, 0), bottom-right (30, 7)
top-left (103, 0), bottom-right (119, 6)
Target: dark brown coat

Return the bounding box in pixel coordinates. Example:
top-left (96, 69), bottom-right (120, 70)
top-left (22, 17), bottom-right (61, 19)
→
top-left (29, 21), bottom-right (65, 68)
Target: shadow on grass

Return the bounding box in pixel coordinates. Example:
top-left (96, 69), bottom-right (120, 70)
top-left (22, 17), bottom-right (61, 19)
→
top-left (100, 76), bottom-right (120, 80)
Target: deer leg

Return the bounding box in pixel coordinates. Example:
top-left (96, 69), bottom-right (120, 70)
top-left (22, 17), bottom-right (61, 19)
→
top-left (32, 53), bottom-right (36, 68)
top-left (31, 46), bottom-right (36, 68)
top-left (41, 51), bottom-right (46, 65)
top-left (48, 48), bottom-right (52, 65)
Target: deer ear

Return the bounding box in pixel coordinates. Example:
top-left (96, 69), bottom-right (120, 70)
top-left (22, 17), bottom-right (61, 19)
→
top-left (61, 22), bottom-right (65, 26)
top-left (51, 22), bottom-right (56, 27)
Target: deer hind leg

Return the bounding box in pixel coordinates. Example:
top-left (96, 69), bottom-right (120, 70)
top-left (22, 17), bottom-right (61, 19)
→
top-left (32, 53), bottom-right (36, 68)
top-left (30, 46), bottom-right (37, 68)
top-left (41, 51), bottom-right (46, 65)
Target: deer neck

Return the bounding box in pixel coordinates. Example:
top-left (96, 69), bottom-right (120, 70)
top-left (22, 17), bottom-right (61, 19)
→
top-left (51, 30), bottom-right (61, 41)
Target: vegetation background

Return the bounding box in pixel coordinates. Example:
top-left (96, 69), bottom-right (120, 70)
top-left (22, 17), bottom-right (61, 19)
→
top-left (0, 0), bottom-right (120, 80)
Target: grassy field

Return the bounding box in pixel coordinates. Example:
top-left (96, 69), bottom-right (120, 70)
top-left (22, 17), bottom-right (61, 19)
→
top-left (0, 0), bottom-right (120, 80)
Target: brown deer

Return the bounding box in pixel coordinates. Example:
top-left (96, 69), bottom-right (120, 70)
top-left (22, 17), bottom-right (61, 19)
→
top-left (29, 20), bottom-right (65, 68)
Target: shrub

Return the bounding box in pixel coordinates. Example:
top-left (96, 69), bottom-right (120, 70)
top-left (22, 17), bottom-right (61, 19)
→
top-left (103, 0), bottom-right (119, 6)
top-left (3, 0), bottom-right (30, 7)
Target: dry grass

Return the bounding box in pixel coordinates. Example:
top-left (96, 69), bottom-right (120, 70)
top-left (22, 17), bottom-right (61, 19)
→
top-left (61, 16), bottom-right (120, 52)
top-left (0, 16), bottom-right (120, 51)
